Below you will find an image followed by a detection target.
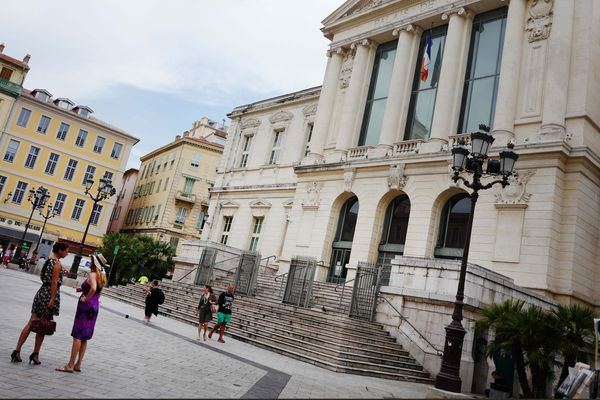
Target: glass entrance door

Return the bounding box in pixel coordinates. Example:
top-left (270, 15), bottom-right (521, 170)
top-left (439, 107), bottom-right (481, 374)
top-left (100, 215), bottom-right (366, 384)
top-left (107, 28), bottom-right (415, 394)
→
top-left (328, 196), bottom-right (359, 283)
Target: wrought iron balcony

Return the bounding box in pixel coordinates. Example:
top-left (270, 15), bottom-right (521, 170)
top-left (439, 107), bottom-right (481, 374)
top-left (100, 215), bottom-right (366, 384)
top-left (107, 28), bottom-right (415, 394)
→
top-left (0, 78), bottom-right (22, 98)
top-left (175, 190), bottom-right (196, 203)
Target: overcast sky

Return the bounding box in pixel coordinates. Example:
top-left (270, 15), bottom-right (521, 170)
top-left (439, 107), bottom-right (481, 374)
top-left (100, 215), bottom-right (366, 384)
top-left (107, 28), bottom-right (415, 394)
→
top-left (2, 0), bottom-right (342, 168)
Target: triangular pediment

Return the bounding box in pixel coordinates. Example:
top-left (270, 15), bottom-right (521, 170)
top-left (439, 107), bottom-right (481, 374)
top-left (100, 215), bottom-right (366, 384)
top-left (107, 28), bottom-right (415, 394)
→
top-left (249, 199), bottom-right (272, 208)
top-left (220, 200), bottom-right (240, 208)
top-left (323, 0), bottom-right (391, 26)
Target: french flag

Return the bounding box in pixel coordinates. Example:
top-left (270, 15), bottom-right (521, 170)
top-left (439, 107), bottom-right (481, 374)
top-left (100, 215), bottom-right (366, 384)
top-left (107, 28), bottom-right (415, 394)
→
top-left (421, 32), bottom-right (432, 82)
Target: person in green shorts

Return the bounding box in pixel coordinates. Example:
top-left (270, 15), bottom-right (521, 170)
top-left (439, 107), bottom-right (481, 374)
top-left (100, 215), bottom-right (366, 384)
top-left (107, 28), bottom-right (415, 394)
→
top-left (209, 284), bottom-right (234, 343)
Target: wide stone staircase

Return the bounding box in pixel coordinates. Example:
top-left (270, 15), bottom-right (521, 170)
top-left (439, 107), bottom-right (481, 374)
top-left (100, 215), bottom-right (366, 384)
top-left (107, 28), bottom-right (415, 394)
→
top-left (103, 273), bottom-right (433, 383)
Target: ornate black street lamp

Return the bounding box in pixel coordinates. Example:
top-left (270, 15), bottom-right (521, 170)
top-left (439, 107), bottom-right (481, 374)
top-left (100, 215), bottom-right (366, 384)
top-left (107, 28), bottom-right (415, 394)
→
top-left (33, 201), bottom-right (59, 254)
top-left (12, 186), bottom-right (50, 262)
top-left (435, 124), bottom-right (519, 393)
top-left (68, 178), bottom-right (115, 278)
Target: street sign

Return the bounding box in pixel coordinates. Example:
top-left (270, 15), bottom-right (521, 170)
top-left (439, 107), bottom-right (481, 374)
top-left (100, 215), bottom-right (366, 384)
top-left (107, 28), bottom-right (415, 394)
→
top-left (113, 245), bottom-right (120, 255)
top-left (19, 241), bottom-right (31, 250)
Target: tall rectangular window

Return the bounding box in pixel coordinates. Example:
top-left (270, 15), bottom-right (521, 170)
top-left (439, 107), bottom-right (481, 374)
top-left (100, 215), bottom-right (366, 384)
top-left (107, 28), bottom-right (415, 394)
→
top-left (103, 171), bottom-right (114, 182)
top-left (183, 177), bottom-right (195, 194)
top-left (358, 41), bottom-right (398, 146)
top-left (248, 217), bottom-right (264, 252)
top-left (196, 211), bottom-right (206, 230)
top-left (0, 175), bottom-right (6, 196)
top-left (175, 207), bottom-right (187, 224)
top-left (93, 136), bottom-right (106, 153)
top-left (37, 115), bottom-right (51, 134)
top-left (404, 27), bottom-right (447, 141)
top-left (12, 181), bottom-right (28, 204)
top-left (164, 177), bottom-right (170, 191)
top-left (45, 152), bottom-right (60, 175)
top-left (0, 67), bottom-right (13, 80)
top-left (16, 108), bottom-right (31, 127)
top-left (71, 199), bottom-right (85, 220)
top-left (24, 146), bottom-right (40, 169)
top-left (304, 124), bottom-right (314, 156)
top-left (3, 139), bottom-right (20, 162)
top-left (268, 131), bottom-right (284, 165)
top-left (190, 153), bottom-right (201, 167)
top-left (83, 165), bottom-right (96, 184)
top-left (458, 8), bottom-right (508, 133)
top-left (111, 142), bottom-right (123, 159)
top-left (239, 135), bottom-right (253, 167)
top-left (56, 122), bottom-right (70, 140)
top-left (90, 204), bottom-right (103, 225)
top-left (64, 159), bottom-right (78, 181)
top-left (155, 205), bottom-right (161, 221)
top-left (54, 193), bottom-right (67, 215)
top-left (220, 216), bottom-right (233, 245)
top-left (75, 129), bottom-right (88, 147)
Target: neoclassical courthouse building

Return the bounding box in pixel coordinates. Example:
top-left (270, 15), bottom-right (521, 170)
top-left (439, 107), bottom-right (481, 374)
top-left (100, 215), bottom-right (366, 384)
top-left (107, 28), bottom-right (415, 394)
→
top-left (176, 0), bottom-right (599, 389)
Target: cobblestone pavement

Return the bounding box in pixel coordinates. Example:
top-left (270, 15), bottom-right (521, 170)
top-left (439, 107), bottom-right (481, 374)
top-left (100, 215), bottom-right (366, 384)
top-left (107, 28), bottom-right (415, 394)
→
top-left (0, 268), bottom-right (431, 398)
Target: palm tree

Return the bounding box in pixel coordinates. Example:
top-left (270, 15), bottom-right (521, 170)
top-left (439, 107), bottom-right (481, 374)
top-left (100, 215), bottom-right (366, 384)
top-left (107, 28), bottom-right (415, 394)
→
top-left (552, 304), bottom-right (596, 394)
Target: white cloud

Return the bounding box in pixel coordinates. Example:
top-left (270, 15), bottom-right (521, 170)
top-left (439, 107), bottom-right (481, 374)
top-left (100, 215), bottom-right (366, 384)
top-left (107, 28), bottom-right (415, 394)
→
top-left (2, 0), bottom-right (341, 107)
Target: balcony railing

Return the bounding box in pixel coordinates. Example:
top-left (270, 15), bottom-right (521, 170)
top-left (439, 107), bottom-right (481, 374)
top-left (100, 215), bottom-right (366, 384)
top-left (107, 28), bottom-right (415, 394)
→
top-left (347, 146), bottom-right (373, 161)
top-left (448, 133), bottom-right (471, 149)
top-left (392, 139), bottom-right (423, 156)
top-left (0, 78), bottom-right (22, 98)
top-left (175, 190), bottom-right (196, 203)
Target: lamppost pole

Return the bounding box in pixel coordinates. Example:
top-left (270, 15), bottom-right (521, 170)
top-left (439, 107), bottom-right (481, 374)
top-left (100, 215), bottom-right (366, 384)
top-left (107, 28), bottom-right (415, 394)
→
top-left (34, 202), bottom-right (58, 254)
top-left (69, 178), bottom-right (115, 278)
top-left (13, 186), bottom-right (50, 262)
top-left (435, 125), bottom-right (518, 393)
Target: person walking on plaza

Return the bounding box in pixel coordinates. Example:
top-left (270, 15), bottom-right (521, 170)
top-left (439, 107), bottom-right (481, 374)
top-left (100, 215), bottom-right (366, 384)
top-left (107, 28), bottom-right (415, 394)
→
top-left (195, 285), bottom-right (216, 340)
top-left (56, 253), bottom-right (107, 373)
top-left (208, 284), bottom-right (235, 343)
top-left (144, 280), bottom-right (164, 323)
top-left (3, 245), bottom-right (13, 266)
top-left (10, 243), bottom-right (69, 364)
top-left (27, 251), bottom-right (39, 273)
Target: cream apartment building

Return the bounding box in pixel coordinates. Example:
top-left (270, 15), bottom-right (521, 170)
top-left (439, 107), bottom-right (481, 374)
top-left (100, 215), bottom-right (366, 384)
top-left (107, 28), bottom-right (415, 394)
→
top-left (122, 127), bottom-right (223, 252)
top-left (107, 168), bottom-right (138, 233)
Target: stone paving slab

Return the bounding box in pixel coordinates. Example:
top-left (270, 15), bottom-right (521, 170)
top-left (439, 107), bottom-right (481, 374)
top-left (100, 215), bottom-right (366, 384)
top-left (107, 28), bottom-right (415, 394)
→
top-left (0, 268), bottom-right (434, 398)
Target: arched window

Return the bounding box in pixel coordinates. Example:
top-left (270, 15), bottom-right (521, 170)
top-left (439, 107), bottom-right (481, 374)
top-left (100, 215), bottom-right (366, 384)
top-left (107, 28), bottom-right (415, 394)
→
top-left (329, 196), bottom-right (359, 283)
top-left (435, 193), bottom-right (471, 259)
top-left (377, 195), bottom-right (411, 284)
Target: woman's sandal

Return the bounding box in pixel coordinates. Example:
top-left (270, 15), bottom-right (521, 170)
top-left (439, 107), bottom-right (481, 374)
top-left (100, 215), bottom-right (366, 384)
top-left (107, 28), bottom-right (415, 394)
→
top-left (74, 367), bottom-right (81, 372)
top-left (55, 366), bottom-right (74, 373)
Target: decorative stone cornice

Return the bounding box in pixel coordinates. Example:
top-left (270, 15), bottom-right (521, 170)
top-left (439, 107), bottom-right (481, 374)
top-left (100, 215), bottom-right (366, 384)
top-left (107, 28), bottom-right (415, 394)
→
top-left (441, 7), bottom-right (473, 21)
top-left (240, 118), bottom-right (261, 129)
top-left (302, 103), bottom-right (318, 117)
top-left (269, 110), bottom-right (293, 124)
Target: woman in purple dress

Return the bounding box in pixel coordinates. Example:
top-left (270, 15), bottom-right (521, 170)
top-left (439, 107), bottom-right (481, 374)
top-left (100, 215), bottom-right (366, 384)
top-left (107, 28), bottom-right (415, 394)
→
top-left (56, 253), bottom-right (107, 373)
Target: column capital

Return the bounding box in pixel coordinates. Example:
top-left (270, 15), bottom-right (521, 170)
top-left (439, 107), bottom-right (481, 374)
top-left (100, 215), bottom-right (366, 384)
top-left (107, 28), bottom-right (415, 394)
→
top-left (326, 46), bottom-right (346, 58)
top-left (350, 38), bottom-right (376, 50)
top-left (392, 24), bottom-right (423, 37)
top-left (441, 7), bottom-right (474, 21)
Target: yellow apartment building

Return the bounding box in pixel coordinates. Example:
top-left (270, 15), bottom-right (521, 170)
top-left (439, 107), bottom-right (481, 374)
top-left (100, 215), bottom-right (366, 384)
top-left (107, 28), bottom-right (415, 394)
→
top-left (0, 81), bottom-right (138, 257)
top-left (122, 125), bottom-right (224, 253)
top-left (0, 44), bottom-right (29, 136)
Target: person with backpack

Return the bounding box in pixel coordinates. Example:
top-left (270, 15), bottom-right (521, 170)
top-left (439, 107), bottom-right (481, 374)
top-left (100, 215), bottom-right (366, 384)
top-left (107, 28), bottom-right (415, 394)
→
top-left (143, 280), bottom-right (164, 323)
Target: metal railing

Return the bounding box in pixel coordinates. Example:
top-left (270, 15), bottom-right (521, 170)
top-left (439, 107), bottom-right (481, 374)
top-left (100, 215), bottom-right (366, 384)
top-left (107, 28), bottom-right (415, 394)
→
top-left (274, 271), bottom-right (288, 298)
top-left (0, 78), bottom-right (22, 97)
top-left (334, 277), bottom-right (355, 309)
top-left (379, 295), bottom-right (443, 357)
top-left (177, 253), bottom-right (276, 285)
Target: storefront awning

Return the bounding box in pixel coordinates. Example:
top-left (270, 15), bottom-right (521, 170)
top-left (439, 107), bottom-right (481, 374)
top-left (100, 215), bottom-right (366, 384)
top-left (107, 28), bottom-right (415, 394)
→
top-left (0, 226), bottom-right (39, 242)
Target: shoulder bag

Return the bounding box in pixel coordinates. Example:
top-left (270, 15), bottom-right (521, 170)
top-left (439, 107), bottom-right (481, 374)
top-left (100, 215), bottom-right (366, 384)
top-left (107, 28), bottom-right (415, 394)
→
top-left (31, 312), bottom-right (56, 336)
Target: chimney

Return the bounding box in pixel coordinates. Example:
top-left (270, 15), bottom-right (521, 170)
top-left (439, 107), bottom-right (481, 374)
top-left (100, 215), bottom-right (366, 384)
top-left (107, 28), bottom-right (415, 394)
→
top-left (183, 131), bottom-right (190, 138)
top-left (0, 43), bottom-right (4, 54)
top-left (23, 54), bottom-right (31, 64)
top-left (175, 135), bottom-right (181, 141)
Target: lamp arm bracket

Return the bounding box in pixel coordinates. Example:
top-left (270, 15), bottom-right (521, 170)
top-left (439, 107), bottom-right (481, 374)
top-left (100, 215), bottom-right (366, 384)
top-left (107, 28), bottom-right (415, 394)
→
top-left (481, 178), bottom-right (509, 191)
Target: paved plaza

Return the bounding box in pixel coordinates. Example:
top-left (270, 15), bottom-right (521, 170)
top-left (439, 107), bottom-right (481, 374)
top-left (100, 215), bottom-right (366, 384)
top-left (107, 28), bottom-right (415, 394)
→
top-left (0, 268), bottom-right (432, 398)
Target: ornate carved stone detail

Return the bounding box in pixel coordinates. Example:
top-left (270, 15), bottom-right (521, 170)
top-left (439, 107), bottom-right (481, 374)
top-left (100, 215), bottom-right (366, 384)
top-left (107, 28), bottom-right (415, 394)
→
top-left (494, 169), bottom-right (535, 205)
top-left (249, 199), bottom-right (272, 218)
top-left (240, 118), bottom-right (261, 129)
top-left (388, 164), bottom-right (408, 190)
top-left (269, 110), bottom-right (293, 124)
top-left (351, 0), bottom-right (384, 15)
top-left (343, 168), bottom-right (356, 192)
top-left (441, 7), bottom-right (472, 21)
top-left (302, 182), bottom-right (322, 209)
top-left (339, 50), bottom-right (355, 89)
top-left (302, 104), bottom-right (318, 117)
top-left (526, 0), bottom-right (553, 42)
top-left (392, 23), bottom-right (421, 37)
top-left (350, 38), bottom-right (374, 50)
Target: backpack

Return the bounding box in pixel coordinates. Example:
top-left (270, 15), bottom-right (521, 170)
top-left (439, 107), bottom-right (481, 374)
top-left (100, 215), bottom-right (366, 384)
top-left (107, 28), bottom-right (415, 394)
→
top-left (157, 289), bottom-right (165, 305)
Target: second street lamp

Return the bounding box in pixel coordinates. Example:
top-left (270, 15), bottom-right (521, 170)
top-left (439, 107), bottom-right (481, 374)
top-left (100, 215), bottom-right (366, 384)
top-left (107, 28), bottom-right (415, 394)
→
top-left (69, 178), bottom-right (116, 278)
top-left (434, 124), bottom-right (519, 393)
top-left (34, 202), bottom-right (59, 254)
top-left (12, 186), bottom-right (50, 262)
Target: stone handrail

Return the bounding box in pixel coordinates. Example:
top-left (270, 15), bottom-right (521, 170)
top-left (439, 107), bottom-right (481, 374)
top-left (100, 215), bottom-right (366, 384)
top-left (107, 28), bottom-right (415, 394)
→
top-left (392, 139), bottom-right (423, 155)
top-left (347, 146), bottom-right (372, 160)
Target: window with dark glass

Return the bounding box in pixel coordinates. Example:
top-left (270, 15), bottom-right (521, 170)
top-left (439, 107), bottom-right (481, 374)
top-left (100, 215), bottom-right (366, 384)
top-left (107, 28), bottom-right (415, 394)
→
top-left (56, 122), bottom-right (70, 140)
top-left (3, 139), bottom-right (20, 162)
top-left (90, 204), bottom-right (103, 225)
top-left (12, 181), bottom-right (28, 204)
top-left (435, 193), bottom-right (471, 258)
top-left (37, 115), bottom-right (51, 134)
top-left (220, 216), bottom-right (233, 245)
top-left (45, 153), bottom-right (60, 175)
top-left (93, 136), bottom-right (106, 153)
top-left (64, 159), bottom-right (78, 181)
top-left (239, 135), bottom-right (253, 167)
top-left (404, 27), bottom-right (447, 141)
top-left (54, 193), bottom-right (67, 215)
top-left (329, 196), bottom-right (359, 283)
top-left (335, 197), bottom-right (359, 242)
top-left (16, 108), bottom-right (31, 127)
top-left (24, 146), bottom-right (40, 169)
top-left (377, 195), bottom-right (411, 285)
top-left (75, 129), bottom-right (88, 147)
top-left (359, 40), bottom-right (397, 146)
top-left (458, 7), bottom-right (507, 133)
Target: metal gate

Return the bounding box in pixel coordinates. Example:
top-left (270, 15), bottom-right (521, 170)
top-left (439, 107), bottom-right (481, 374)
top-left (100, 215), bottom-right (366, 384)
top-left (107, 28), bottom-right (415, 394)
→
top-left (233, 251), bottom-right (261, 295)
top-left (283, 256), bottom-right (316, 308)
top-left (349, 262), bottom-right (381, 321)
top-left (194, 247), bottom-right (217, 286)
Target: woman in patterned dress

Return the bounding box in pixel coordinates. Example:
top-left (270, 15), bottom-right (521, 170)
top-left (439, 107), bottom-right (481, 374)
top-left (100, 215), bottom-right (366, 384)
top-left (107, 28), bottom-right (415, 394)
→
top-left (56, 253), bottom-right (107, 373)
top-left (10, 243), bottom-right (69, 364)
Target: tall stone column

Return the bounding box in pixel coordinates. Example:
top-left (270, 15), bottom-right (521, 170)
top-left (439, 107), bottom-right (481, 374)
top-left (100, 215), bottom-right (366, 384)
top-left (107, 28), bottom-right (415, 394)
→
top-left (541, 0), bottom-right (573, 137)
top-left (304, 48), bottom-right (344, 164)
top-left (425, 7), bottom-right (473, 154)
top-left (335, 39), bottom-right (374, 156)
top-left (376, 24), bottom-right (422, 154)
top-left (492, 0), bottom-right (527, 146)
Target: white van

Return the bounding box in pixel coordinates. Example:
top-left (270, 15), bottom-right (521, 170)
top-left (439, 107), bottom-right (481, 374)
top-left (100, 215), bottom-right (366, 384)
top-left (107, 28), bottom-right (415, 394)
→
top-left (60, 253), bottom-right (92, 274)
